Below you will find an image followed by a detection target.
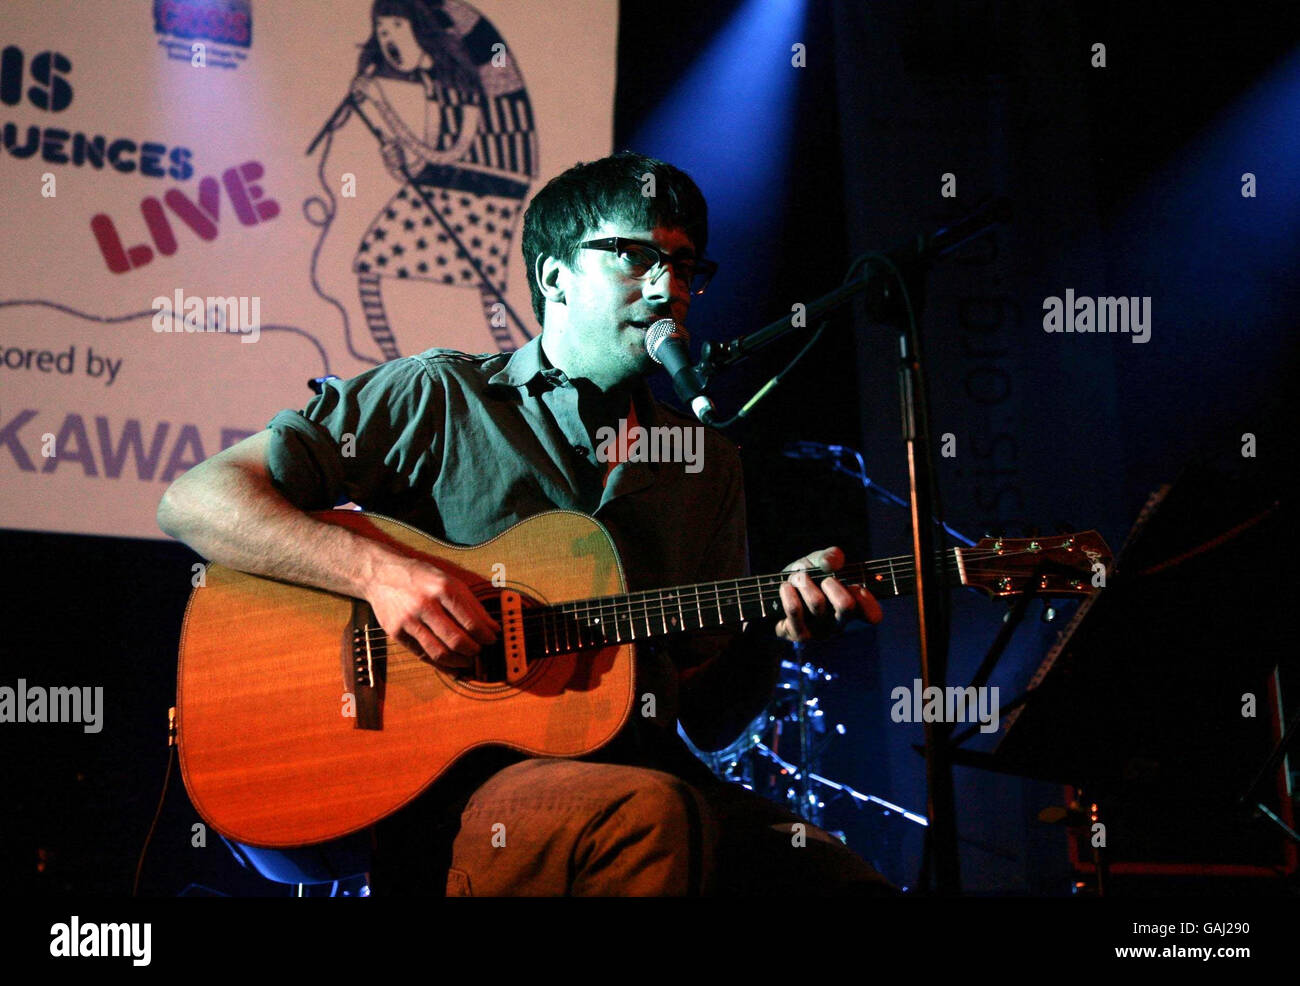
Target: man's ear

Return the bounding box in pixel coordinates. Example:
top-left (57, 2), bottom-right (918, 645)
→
top-left (535, 253), bottom-right (567, 306)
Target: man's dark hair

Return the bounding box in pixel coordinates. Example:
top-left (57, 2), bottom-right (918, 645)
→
top-left (521, 151), bottom-right (709, 325)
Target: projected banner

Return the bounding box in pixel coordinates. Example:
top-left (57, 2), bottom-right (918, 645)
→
top-left (0, 0), bottom-right (616, 538)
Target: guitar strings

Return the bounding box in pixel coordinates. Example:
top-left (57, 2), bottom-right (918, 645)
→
top-left (360, 548), bottom-right (1071, 634)
top-left (356, 544), bottom-right (1091, 647)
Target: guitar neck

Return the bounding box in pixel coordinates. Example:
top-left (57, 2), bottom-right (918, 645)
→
top-left (532, 551), bottom-right (960, 654)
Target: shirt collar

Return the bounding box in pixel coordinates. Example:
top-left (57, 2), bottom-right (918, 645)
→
top-left (487, 334), bottom-right (559, 389)
top-left (486, 335), bottom-right (662, 426)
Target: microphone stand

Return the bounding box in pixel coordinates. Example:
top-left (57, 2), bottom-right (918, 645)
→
top-left (699, 198), bottom-right (1010, 895)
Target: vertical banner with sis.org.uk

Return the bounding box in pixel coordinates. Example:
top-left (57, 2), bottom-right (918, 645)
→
top-left (0, 0), bottom-right (616, 538)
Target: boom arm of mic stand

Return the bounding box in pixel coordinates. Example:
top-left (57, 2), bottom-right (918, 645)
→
top-left (699, 273), bottom-right (882, 381)
top-left (698, 196), bottom-right (1012, 383)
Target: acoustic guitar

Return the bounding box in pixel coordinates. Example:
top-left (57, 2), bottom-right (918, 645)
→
top-left (176, 509), bottom-right (1110, 847)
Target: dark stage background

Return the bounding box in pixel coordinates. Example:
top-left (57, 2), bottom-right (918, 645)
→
top-left (3, 0), bottom-right (1298, 897)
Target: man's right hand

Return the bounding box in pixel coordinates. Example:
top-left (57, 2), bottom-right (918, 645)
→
top-left (157, 428), bottom-right (500, 670)
top-left (366, 555), bottom-right (500, 669)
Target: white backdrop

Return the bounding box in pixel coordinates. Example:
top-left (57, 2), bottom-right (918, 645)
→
top-left (0, 0), bottom-right (617, 538)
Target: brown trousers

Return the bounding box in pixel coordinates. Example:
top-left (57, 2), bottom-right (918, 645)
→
top-left (405, 758), bottom-right (898, 896)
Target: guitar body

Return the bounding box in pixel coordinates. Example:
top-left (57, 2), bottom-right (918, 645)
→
top-left (177, 505), bottom-right (1108, 850)
top-left (177, 509), bottom-right (634, 848)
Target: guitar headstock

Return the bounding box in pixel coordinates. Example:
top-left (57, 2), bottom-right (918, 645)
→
top-left (957, 531), bottom-right (1112, 599)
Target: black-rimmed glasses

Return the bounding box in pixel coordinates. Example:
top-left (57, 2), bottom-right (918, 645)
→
top-left (580, 237), bottom-right (718, 296)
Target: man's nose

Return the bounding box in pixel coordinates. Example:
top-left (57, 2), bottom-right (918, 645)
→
top-left (642, 264), bottom-right (689, 308)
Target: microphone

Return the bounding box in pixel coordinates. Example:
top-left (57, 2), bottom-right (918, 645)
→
top-left (645, 318), bottom-right (715, 424)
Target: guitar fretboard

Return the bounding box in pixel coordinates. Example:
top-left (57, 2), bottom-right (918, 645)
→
top-left (527, 551), bottom-right (964, 656)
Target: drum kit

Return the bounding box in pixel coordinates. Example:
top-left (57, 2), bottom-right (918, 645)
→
top-left (680, 644), bottom-right (927, 833)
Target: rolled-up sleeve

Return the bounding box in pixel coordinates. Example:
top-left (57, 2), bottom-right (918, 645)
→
top-left (264, 358), bottom-right (445, 511)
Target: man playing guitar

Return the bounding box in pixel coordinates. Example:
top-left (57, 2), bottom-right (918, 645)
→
top-left (158, 151), bottom-right (895, 895)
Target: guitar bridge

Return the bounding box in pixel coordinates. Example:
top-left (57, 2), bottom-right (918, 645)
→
top-left (346, 599), bottom-right (386, 730)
